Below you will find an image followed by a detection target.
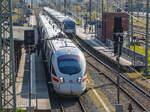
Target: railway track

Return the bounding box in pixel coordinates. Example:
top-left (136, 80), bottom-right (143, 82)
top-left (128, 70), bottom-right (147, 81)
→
top-left (69, 34), bottom-right (150, 111)
top-left (42, 48), bottom-right (87, 112)
top-left (78, 98), bottom-right (87, 112)
top-left (43, 56), bottom-right (87, 112)
top-left (58, 97), bottom-right (86, 112)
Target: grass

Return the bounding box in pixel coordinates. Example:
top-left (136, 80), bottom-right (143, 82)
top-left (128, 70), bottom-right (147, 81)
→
top-left (130, 44), bottom-right (150, 77)
top-left (126, 72), bottom-right (150, 89)
top-left (133, 16), bottom-right (150, 29)
top-left (0, 108), bottom-right (25, 112)
top-left (16, 108), bottom-right (25, 112)
top-left (130, 44), bottom-right (150, 65)
top-left (130, 44), bottom-right (150, 61)
top-left (87, 73), bottom-right (115, 112)
top-left (130, 44), bottom-right (145, 55)
top-left (75, 18), bottom-right (82, 25)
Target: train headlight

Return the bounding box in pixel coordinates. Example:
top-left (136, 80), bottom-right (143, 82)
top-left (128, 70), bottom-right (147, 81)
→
top-left (77, 77), bottom-right (82, 83)
top-left (60, 77), bottom-right (64, 83)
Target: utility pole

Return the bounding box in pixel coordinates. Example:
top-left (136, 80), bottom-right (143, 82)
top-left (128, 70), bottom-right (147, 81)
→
top-left (144, 0), bottom-right (149, 76)
top-left (101, 0), bottom-right (104, 41)
top-left (136, 0), bottom-right (139, 17)
top-left (130, 0), bottom-right (133, 45)
top-left (102, 0), bottom-right (104, 16)
top-left (0, 0), bottom-right (16, 111)
top-left (59, 0), bottom-right (61, 11)
top-left (31, 0), bottom-right (33, 9)
top-left (107, 0), bottom-right (108, 12)
top-left (96, 0), bottom-right (99, 18)
top-left (127, 0), bottom-right (130, 48)
top-left (119, 0), bottom-right (121, 8)
top-left (89, 0), bottom-right (92, 22)
top-left (64, 0), bottom-right (66, 16)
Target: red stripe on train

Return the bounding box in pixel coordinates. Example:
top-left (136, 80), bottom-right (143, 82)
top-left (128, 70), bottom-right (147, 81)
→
top-left (52, 77), bottom-right (59, 83)
top-left (82, 77), bottom-right (87, 82)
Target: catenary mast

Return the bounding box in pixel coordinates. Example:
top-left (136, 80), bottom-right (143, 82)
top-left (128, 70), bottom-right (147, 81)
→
top-left (0, 0), bottom-right (16, 111)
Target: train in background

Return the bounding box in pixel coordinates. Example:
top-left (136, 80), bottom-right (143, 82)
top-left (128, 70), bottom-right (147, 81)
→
top-left (43, 7), bottom-right (76, 34)
top-left (38, 14), bottom-right (87, 96)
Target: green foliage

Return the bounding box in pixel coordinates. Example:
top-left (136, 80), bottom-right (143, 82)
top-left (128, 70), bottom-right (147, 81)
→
top-left (0, 110), bottom-right (6, 112)
top-left (145, 75), bottom-right (150, 79)
top-left (17, 108), bottom-right (25, 112)
top-left (130, 45), bottom-right (145, 55)
top-left (75, 19), bottom-right (82, 25)
top-left (0, 108), bottom-right (25, 112)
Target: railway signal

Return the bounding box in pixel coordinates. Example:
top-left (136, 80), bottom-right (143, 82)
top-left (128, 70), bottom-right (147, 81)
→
top-left (24, 30), bottom-right (35, 49)
top-left (113, 17), bottom-right (123, 57)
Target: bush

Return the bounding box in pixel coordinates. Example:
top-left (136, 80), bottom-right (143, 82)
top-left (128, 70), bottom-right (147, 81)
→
top-left (17, 108), bottom-right (25, 112)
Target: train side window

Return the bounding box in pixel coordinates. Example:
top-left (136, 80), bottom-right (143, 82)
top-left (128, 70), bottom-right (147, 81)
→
top-left (52, 65), bottom-right (57, 76)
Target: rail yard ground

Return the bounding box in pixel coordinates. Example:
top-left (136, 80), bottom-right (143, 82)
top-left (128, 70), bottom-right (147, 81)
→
top-left (5, 2), bottom-right (150, 111)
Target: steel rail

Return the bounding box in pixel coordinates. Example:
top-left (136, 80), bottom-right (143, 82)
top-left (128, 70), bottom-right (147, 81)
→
top-left (69, 34), bottom-right (149, 112)
top-left (78, 98), bottom-right (87, 112)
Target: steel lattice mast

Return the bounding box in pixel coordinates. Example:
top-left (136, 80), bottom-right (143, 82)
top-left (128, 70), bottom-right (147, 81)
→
top-left (145, 0), bottom-right (150, 76)
top-left (0, 0), bottom-right (16, 111)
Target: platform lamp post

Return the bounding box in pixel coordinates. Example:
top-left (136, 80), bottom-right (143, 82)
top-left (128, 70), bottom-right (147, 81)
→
top-left (64, 0), bottom-right (67, 16)
top-left (89, 0), bottom-right (92, 22)
top-left (102, 0), bottom-right (104, 16)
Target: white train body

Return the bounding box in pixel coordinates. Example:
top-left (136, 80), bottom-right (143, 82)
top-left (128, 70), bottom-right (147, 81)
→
top-left (50, 39), bottom-right (87, 96)
top-left (38, 14), bottom-right (87, 96)
top-left (43, 7), bottom-right (76, 34)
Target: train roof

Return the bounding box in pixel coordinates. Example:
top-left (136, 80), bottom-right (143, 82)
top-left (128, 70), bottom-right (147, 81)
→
top-left (50, 38), bottom-right (84, 59)
top-left (43, 7), bottom-right (75, 23)
top-left (39, 14), bottom-right (62, 39)
top-left (51, 38), bottom-right (75, 50)
top-left (50, 38), bottom-right (81, 54)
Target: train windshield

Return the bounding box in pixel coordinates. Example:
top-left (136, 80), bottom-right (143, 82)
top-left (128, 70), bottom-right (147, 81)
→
top-left (58, 55), bottom-right (81, 75)
top-left (63, 21), bottom-right (75, 29)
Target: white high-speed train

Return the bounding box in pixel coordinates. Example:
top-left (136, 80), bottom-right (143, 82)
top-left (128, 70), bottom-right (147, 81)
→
top-left (43, 7), bottom-right (76, 34)
top-left (38, 14), bottom-right (87, 96)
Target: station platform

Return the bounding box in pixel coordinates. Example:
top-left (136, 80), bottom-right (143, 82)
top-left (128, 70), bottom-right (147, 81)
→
top-left (76, 25), bottom-right (132, 68)
top-left (16, 49), bottom-right (51, 110)
top-left (35, 53), bottom-right (51, 111)
top-left (15, 23), bottom-right (51, 110)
